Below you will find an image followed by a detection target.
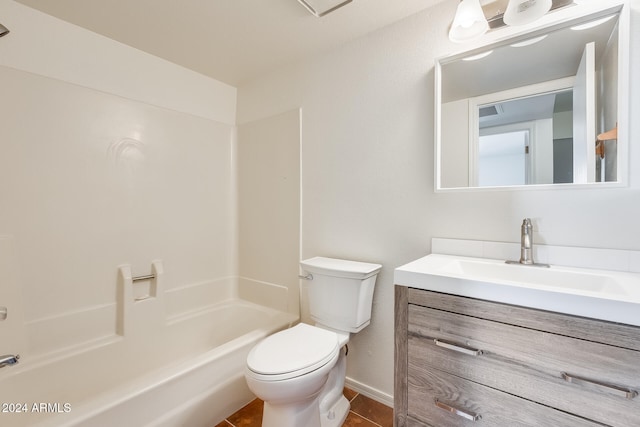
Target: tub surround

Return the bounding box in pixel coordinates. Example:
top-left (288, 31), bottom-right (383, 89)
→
top-left (0, 0), bottom-right (238, 354)
top-left (237, 109), bottom-right (302, 319)
top-left (0, 4), bottom-right (303, 426)
top-left (0, 57), bottom-right (237, 359)
top-left (0, 4), bottom-right (259, 425)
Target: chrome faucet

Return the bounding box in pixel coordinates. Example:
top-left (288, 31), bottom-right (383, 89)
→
top-left (506, 218), bottom-right (549, 267)
top-left (520, 218), bottom-right (534, 265)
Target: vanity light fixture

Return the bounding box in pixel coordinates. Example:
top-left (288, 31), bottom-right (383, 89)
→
top-left (449, 0), bottom-right (572, 43)
top-left (503, 0), bottom-right (552, 26)
top-left (449, 0), bottom-right (489, 43)
top-left (296, 0), bottom-right (353, 17)
top-left (0, 23), bottom-right (9, 38)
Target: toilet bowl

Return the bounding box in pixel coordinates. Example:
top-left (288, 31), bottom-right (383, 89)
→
top-left (245, 257), bottom-right (382, 427)
top-left (245, 323), bottom-right (343, 427)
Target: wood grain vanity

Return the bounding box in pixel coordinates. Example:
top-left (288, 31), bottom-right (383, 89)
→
top-left (394, 286), bottom-right (640, 427)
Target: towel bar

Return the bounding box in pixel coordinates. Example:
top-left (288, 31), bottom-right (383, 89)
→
top-left (132, 274), bottom-right (155, 282)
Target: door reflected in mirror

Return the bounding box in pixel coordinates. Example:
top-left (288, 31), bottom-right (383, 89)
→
top-left (476, 88), bottom-right (574, 186)
top-left (436, 6), bottom-right (626, 190)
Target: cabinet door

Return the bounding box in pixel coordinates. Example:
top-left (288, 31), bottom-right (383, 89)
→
top-left (409, 305), bottom-right (640, 426)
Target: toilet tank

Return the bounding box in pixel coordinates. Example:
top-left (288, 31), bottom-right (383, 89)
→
top-left (300, 257), bottom-right (382, 333)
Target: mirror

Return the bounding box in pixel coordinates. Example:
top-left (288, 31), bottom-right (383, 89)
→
top-left (436, 5), bottom-right (627, 190)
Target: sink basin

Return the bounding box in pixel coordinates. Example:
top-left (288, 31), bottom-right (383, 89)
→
top-left (395, 254), bottom-right (640, 327)
top-left (433, 255), bottom-right (630, 296)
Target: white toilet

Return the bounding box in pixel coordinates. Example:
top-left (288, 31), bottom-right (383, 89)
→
top-left (245, 256), bottom-right (382, 427)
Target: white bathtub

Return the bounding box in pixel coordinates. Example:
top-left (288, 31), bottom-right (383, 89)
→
top-left (0, 299), bottom-right (297, 427)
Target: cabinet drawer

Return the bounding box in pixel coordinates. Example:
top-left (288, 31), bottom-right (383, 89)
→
top-left (409, 304), bottom-right (640, 426)
top-left (408, 365), bottom-right (601, 427)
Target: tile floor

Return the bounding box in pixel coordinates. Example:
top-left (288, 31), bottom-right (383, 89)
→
top-left (215, 388), bottom-right (393, 427)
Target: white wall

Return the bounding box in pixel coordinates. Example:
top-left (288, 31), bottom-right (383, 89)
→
top-left (0, 0), bottom-right (237, 362)
top-left (237, 0), bottom-right (640, 401)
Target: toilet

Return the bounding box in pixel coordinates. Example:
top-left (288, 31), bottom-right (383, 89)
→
top-left (245, 256), bottom-right (382, 427)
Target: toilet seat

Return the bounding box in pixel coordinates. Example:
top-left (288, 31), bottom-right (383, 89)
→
top-left (247, 323), bottom-right (339, 381)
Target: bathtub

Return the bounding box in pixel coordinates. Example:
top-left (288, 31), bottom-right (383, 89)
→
top-left (0, 298), bottom-right (297, 427)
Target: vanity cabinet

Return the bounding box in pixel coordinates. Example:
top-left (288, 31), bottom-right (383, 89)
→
top-left (394, 286), bottom-right (640, 427)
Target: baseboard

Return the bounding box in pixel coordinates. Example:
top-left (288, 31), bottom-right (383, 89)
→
top-left (345, 377), bottom-right (394, 408)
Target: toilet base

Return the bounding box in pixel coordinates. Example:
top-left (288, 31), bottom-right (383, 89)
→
top-left (262, 396), bottom-right (322, 427)
top-left (321, 394), bottom-right (349, 427)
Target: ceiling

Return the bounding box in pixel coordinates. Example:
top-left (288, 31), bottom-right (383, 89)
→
top-left (15, 0), bottom-right (450, 87)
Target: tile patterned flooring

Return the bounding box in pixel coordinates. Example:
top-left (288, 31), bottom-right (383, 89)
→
top-left (215, 388), bottom-right (393, 427)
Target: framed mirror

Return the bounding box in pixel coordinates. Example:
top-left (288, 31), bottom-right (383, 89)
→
top-left (435, 3), bottom-right (629, 190)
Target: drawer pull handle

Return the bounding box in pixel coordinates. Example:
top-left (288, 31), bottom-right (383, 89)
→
top-left (435, 399), bottom-right (482, 421)
top-left (434, 338), bottom-right (483, 356)
top-left (561, 372), bottom-right (638, 399)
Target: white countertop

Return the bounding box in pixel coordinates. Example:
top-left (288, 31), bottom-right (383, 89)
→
top-left (395, 253), bottom-right (640, 327)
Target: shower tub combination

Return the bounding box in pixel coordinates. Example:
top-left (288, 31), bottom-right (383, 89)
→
top-left (0, 262), bottom-right (296, 427)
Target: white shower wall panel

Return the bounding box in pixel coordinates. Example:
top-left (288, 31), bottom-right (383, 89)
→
top-left (0, 64), bottom-right (235, 358)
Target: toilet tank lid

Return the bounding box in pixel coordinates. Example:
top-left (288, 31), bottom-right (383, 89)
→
top-left (300, 257), bottom-right (382, 279)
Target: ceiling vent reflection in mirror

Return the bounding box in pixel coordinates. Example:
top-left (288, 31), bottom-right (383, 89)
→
top-left (297, 0), bottom-right (353, 17)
